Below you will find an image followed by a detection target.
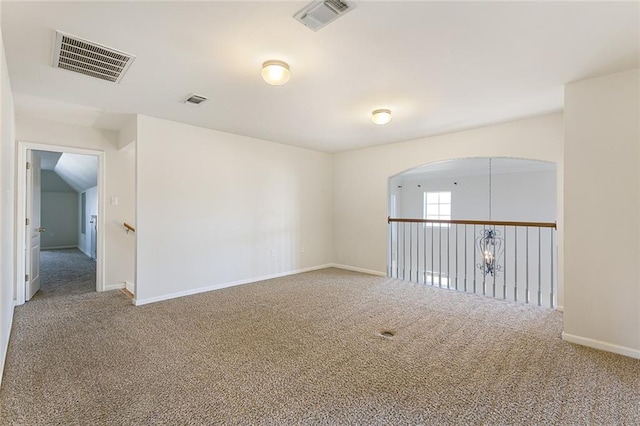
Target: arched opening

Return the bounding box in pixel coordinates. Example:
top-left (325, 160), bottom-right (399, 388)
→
top-left (388, 157), bottom-right (558, 308)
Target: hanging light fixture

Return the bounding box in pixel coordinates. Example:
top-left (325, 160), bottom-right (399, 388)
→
top-left (261, 60), bottom-right (290, 86)
top-left (476, 158), bottom-right (504, 276)
top-left (371, 109), bottom-right (392, 125)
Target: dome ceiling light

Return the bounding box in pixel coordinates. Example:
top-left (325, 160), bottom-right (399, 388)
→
top-left (371, 109), bottom-right (392, 125)
top-left (261, 60), bottom-right (290, 86)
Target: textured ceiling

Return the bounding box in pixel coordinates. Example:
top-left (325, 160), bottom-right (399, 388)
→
top-left (3, 1), bottom-right (639, 152)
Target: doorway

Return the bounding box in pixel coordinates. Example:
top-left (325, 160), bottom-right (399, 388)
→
top-left (16, 142), bottom-right (105, 306)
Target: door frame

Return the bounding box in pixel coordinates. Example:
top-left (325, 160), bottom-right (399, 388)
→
top-left (25, 150), bottom-right (42, 300)
top-left (15, 141), bottom-right (106, 305)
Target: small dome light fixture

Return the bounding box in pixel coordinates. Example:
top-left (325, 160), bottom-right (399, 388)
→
top-left (261, 60), bottom-right (290, 86)
top-left (372, 108), bottom-right (392, 125)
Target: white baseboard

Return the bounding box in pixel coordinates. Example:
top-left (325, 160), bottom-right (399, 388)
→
top-left (103, 282), bottom-right (135, 293)
top-left (562, 332), bottom-right (640, 360)
top-left (556, 305), bottom-right (564, 312)
top-left (41, 245), bottom-right (78, 250)
top-left (0, 303), bottom-right (15, 388)
top-left (125, 281), bottom-right (134, 293)
top-left (77, 246), bottom-right (91, 258)
top-left (104, 283), bottom-right (125, 291)
top-left (133, 264), bottom-right (334, 306)
top-left (329, 263), bottom-right (386, 277)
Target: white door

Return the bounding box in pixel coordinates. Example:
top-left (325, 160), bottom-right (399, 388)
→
top-left (25, 151), bottom-right (42, 300)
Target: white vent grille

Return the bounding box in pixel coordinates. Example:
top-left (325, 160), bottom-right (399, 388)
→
top-left (183, 93), bottom-right (208, 106)
top-left (52, 31), bottom-right (135, 84)
top-left (294, 0), bottom-right (355, 32)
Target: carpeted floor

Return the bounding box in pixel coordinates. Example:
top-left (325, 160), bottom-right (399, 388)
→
top-left (33, 248), bottom-right (96, 300)
top-left (1, 268), bottom-right (638, 425)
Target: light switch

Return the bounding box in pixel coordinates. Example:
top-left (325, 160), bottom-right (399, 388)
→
top-left (110, 196), bottom-right (119, 205)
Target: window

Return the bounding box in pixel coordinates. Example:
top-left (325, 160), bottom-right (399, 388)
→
top-left (423, 191), bottom-right (451, 226)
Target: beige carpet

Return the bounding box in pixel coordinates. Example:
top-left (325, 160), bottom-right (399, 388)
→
top-left (33, 248), bottom-right (95, 300)
top-left (1, 268), bottom-right (638, 425)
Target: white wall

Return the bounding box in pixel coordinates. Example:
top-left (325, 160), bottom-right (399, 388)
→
top-left (15, 115), bottom-right (134, 288)
top-left (0, 17), bottom-right (16, 386)
top-left (333, 113), bottom-right (563, 272)
top-left (135, 115), bottom-right (333, 304)
top-left (110, 116), bottom-right (136, 292)
top-left (563, 68), bottom-right (640, 358)
top-left (77, 186), bottom-right (97, 257)
top-left (397, 169), bottom-right (557, 222)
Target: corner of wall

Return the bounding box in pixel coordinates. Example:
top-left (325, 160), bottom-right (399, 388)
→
top-left (0, 18), bottom-right (17, 387)
top-left (563, 68), bottom-right (640, 355)
top-left (117, 114), bottom-right (138, 150)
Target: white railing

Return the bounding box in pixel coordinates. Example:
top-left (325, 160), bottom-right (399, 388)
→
top-left (388, 218), bottom-right (557, 308)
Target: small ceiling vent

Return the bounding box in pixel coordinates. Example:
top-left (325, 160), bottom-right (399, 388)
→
top-left (294, 0), bottom-right (356, 32)
top-left (52, 31), bottom-right (135, 84)
top-left (183, 93), bottom-right (209, 106)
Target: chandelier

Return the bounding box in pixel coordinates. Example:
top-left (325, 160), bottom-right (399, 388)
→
top-left (476, 158), bottom-right (504, 276)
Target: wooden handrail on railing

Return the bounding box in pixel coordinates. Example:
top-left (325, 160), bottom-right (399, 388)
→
top-left (124, 222), bottom-right (136, 234)
top-left (388, 217), bottom-right (556, 229)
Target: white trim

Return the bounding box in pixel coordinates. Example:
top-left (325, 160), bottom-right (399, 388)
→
top-left (556, 305), bottom-right (564, 312)
top-left (104, 283), bottom-right (125, 291)
top-left (134, 264), bottom-right (333, 306)
top-left (0, 304), bottom-right (14, 388)
top-left (41, 245), bottom-right (78, 250)
top-left (125, 281), bottom-right (134, 293)
top-left (562, 332), bottom-right (640, 360)
top-left (77, 245), bottom-right (92, 259)
top-left (329, 263), bottom-right (386, 276)
top-left (15, 142), bottom-right (106, 305)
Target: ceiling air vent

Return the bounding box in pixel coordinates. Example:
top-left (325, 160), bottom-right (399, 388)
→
top-left (183, 93), bottom-right (209, 106)
top-left (294, 0), bottom-right (356, 32)
top-left (52, 31), bottom-right (136, 84)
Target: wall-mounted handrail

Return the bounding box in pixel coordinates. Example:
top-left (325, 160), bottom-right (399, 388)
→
top-left (388, 217), bottom-right (556, 229)
top-left (123, 222), bottom-right (136, 234)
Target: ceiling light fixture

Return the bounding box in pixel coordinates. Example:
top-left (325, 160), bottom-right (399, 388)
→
top-left (372, 109), bottom-right (392, 125)
top-left (261, 60), bottom-right (290, 86)
top-left (476, 158), bottom-right (504, 278)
